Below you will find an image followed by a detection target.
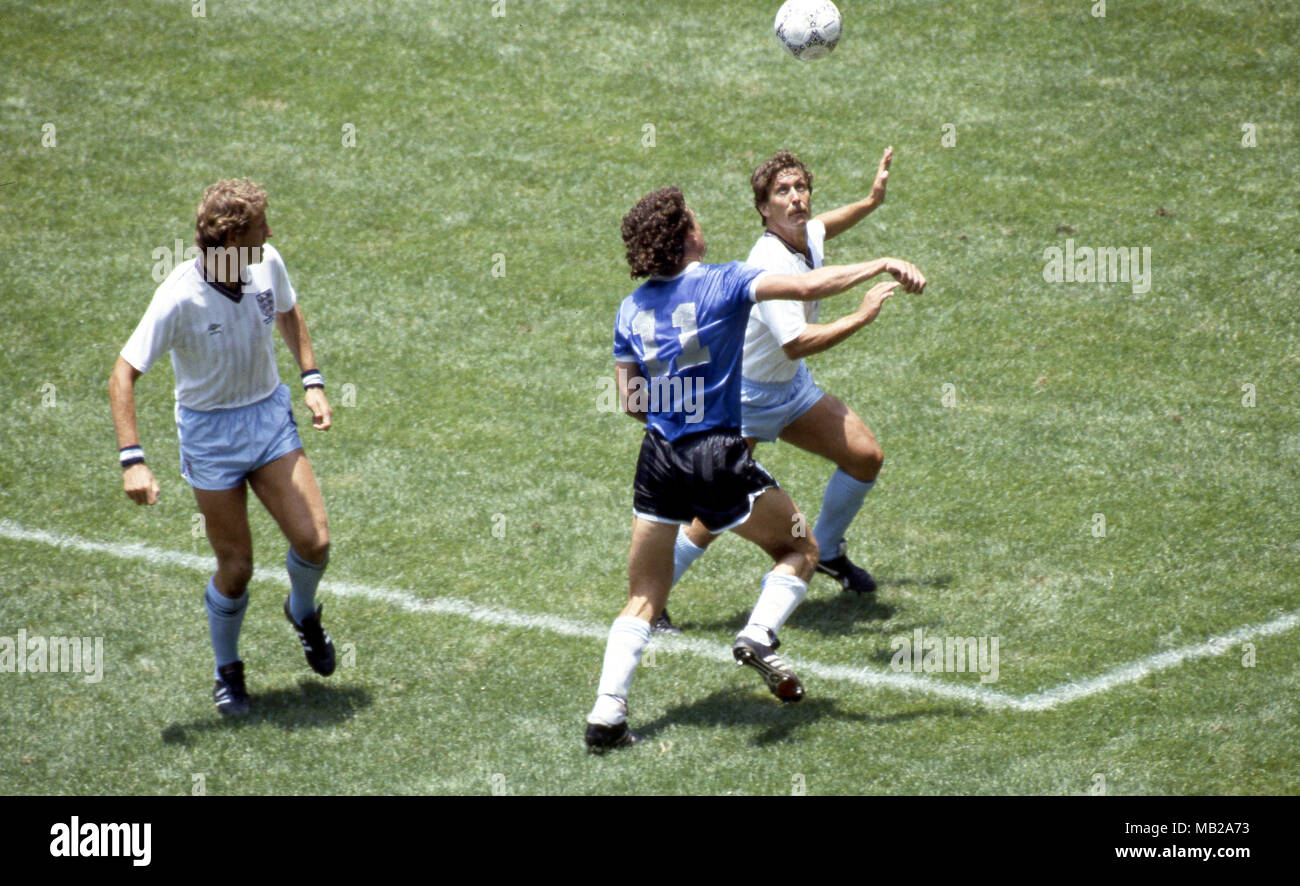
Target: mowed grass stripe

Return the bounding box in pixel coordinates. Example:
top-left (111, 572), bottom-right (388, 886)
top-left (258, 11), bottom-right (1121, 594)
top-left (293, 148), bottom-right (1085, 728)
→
top-left (5, 520), bottom-right (1294, 713)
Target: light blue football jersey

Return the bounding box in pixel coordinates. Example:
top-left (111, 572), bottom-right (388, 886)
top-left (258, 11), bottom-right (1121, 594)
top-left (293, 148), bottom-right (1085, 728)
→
top-left (613, 261), bottom-right (767, 442)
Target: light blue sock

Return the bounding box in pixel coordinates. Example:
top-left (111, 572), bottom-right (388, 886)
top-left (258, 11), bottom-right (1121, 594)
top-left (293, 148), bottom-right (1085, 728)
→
top-left (813, 469), bottom-right (875, 561)
top-left (287, 547), bottom-right (328, 623)
top-left (205, 577), bottom-right (248, 674)
top-left (671, 526), bottom-right (707, 587)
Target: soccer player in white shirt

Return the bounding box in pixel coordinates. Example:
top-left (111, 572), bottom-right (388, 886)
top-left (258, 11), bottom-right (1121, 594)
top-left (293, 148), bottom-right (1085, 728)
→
top-left (661, 148), bottom-right (907, 629)
top-left (109, 179), bottom-right (336, 716)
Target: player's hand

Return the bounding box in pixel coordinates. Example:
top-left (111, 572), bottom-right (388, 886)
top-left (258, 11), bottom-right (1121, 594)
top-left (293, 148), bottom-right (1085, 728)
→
top-left (123, 463), bottom-right (160, 506)
top-left (858, 281), bottom-right (899, 324)
top-left (868, 146), bottom-right (892, 206)
top-left (883, 258), bottom-right (926, 293)
top-left (305, 387), bottom-right (332, 430)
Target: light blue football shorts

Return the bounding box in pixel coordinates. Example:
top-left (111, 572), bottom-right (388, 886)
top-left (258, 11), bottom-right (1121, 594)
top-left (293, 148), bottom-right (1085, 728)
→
top-left (739, 362), bottom-right (826, 443)
top-left (175, 383), bottom-right (302, 490)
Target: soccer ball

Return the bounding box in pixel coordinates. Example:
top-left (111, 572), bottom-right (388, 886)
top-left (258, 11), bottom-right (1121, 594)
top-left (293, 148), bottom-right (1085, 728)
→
top-left (774, 0), bottom-right (843, 61)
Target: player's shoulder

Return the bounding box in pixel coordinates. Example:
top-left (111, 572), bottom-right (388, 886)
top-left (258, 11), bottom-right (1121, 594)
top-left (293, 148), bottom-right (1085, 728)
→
top-left (806, 217), bottom-right (827, 248)
top-left (746, 233), bottom-right (791, 270)
top-left (151, 255), bottom-right (203, 305)
top-left (698, 259), bottom-right (766, 278)
top-left (698, 260), bottom-right (766, 294)
top-left (615, 286), bottom-right (645, 324)
top-left (700, 259), bottom-right (751, 275)
top-left (257, 242), bottom-right (287, 270)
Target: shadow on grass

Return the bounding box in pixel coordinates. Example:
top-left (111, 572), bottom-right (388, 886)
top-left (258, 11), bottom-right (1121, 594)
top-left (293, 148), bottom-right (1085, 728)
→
top-left (634, 687), bottom-right (972, 748)
top-left (877, 573), bottom-right (953, 592)
top-left (161, 680), bottom-right (372, 745)
top-left (677, 574), bottom-right (953, 637)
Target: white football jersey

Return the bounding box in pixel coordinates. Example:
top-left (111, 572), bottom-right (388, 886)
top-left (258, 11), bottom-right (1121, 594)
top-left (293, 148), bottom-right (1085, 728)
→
top-left (742, 218), bottom-right (827, 383)
top-left (121, 244), bottom-right (298, 411)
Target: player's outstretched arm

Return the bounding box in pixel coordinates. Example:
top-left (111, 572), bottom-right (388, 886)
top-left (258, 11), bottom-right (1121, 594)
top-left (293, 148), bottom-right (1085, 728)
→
top-left (108, 356), bottom-right (160, 506)
top-left (781, 281), bottom-right (899, 360)
top-left (756, 256), bottom-right (924, 303)
top-left (817, 146), bottom-right (892, 240)
top-left (276, 305), bottom-right (332, 430)
top-left (616, 361), bottom-right (649, 424)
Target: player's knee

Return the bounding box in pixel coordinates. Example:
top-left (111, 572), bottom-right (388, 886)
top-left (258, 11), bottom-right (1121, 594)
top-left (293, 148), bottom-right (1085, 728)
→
top-left (297, 535), bottom-right (330, 566)
top-left (217, 557), bottom-right (254, 593)
top-left (846, 442), bottom-right (882, 482)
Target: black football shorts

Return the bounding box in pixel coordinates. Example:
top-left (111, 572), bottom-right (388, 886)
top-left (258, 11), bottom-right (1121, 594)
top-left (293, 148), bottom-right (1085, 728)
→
top-left (632, 428), bottom-right (777, 533)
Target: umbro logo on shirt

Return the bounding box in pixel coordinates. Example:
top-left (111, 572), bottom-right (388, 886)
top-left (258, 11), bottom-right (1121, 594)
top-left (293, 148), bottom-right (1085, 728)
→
top-left (206, 323), bottom-right (223, 335)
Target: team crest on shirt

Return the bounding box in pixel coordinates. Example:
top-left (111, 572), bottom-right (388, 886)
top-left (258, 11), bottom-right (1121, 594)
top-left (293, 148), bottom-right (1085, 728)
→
top-left (255, 290), bottom-right (275, 325)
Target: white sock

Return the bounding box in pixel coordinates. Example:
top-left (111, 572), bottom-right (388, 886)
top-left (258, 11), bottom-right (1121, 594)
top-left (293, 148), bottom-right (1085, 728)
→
top-left (671, 525), bottom-right (707, 586)
top-left (742, 571), bottom-right (808, 643)
top-left (588, 616), bottom-right (651, 725)
top-left (589, 693), bottom-right (628, 727)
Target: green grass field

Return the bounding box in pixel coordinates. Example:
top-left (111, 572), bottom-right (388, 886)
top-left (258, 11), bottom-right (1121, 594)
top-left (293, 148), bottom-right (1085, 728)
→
top-left (2, 0), bottom-right (1298, 795)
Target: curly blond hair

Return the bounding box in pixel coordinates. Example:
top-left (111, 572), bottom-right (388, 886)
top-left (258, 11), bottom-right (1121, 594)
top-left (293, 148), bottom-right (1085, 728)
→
top-left (195, 179), bottom-right (268, 250)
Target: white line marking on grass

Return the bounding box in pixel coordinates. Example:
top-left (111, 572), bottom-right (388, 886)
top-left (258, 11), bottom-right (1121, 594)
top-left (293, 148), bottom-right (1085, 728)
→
top-left (3, 520), bottom-right (1296, 712)
top-left (1011, 610), bottom-right (1300, 712)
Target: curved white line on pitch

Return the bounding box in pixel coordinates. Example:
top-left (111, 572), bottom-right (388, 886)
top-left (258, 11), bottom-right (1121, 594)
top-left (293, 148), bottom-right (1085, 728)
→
top-left (2, 520), bottom-right (1295, 712)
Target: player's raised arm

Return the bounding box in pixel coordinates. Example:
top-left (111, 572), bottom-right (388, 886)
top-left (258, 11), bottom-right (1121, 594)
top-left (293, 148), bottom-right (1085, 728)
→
top-left (780, 281), bottom-right (900, 360)
top-left (816, 146), bottom-right (892, 240)
top-left (275, 305), bottom-right (332, 431)
top-left (108, 356), bottom-right (160, 505)
top-left (755, 255), bottom-right (925, 303)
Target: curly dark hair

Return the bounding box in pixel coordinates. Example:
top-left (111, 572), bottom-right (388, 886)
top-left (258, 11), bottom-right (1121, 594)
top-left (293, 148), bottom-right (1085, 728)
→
top-left (621, 186), bottom-right (693, 278)
top-left (750, 151), bottom-right (813, 226)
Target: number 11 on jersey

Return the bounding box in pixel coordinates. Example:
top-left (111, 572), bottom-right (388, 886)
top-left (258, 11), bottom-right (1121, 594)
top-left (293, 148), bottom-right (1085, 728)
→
top-left (631, 303), bottom-right (712, 377)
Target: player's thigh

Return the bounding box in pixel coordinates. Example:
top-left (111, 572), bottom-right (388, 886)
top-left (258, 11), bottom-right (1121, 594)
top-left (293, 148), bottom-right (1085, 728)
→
top-left (729, 485), bottom-right (816, 563)
top-left (675, 439), bottom-right (757, 549)
top-left (247, 448), bottom-right (329, 560)
top-left (778, 393), bottom-right (880, 479)
top-left (193, 484), bottom-right (253, 564)
top-left (684, 518), bottom-right (715, 549)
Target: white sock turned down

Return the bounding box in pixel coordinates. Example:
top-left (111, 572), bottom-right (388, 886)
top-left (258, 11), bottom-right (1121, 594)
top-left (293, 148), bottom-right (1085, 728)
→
top-left (739, 571), bottom-right (807, 645)
top-left (588, 615), bottom-right (651, 726)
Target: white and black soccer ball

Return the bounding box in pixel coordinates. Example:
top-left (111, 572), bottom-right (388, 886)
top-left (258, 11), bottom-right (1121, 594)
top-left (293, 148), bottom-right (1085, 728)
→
top-left (774, 0), bottom-right (843, 61)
